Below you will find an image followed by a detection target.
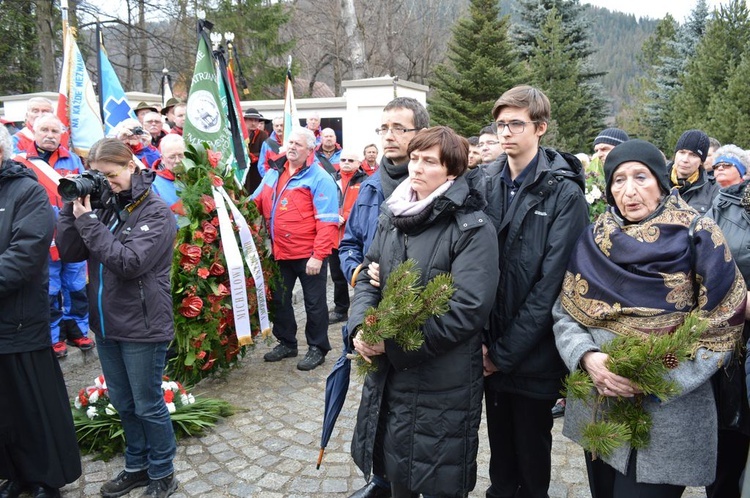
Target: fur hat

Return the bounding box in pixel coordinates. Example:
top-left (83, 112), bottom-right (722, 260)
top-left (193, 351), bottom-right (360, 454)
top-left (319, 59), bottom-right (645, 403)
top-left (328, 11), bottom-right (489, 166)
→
top-left (674, 129), bottom-right (709, 163)
top-left (604, 139), bottom-right (671, 205)
top-left (594, 128), bottom-right (630, 148)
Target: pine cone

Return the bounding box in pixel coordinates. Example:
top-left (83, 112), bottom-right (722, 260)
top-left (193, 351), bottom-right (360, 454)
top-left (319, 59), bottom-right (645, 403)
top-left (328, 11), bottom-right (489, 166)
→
top-left (662, 353), bottom-right (679, 370)
top-left (364, 314), bottom-right (378, 328)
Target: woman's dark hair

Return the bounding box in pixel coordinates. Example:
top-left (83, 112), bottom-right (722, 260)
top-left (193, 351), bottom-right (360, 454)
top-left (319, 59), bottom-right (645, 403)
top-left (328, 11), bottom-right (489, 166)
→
top-left (87, 138), bottom-right (133, 167)
top-left (407, 126), bottom-right (469, 177)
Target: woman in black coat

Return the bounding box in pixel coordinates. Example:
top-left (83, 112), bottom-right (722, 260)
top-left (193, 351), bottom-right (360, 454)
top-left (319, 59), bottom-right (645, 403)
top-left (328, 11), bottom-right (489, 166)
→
top-left (349, 126), bottom-right (499, 498)
top-left (0, 127), bottom-right (81, 498)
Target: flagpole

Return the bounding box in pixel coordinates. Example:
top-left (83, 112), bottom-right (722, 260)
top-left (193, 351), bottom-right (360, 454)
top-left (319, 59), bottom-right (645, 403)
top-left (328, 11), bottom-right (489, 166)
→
top-left (96, 21), bottom-right (105, 124)
top-left (60, 0), bottom-right (69, 46)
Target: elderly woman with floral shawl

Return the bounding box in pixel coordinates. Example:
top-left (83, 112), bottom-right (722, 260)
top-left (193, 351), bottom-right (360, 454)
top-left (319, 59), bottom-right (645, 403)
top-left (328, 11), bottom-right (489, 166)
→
top-left (553, 139), bottom-right (746, 498)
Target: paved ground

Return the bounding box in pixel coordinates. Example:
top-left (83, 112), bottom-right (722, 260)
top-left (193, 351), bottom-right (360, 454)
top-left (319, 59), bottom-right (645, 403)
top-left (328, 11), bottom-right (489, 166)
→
top-left (53, 284), bottom-right (707, 497)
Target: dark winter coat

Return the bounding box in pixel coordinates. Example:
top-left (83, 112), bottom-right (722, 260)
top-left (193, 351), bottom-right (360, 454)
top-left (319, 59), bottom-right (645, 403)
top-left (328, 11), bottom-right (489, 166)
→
top-left (0, 160), bottom-right (55, 354)
top-left (708, 181), bottom-right (750, 435)
top-left (673, 166), bottom-right (719, 214)
top-left (348, 176), bottom-right (498, 497)
top-left (56, 170), bottom-right (177, 342)
top-left (483, 148), bottom-right (590, 399)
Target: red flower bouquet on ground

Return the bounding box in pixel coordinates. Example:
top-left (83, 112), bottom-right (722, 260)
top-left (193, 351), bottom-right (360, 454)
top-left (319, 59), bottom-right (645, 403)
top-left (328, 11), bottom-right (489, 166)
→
top-left (72, 375), bottom-right (234, 461)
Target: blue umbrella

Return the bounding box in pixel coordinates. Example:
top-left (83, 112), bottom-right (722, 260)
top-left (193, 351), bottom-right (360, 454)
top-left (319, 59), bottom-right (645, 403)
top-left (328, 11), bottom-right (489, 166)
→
top-left (317, 324), bottom-right (352, 469)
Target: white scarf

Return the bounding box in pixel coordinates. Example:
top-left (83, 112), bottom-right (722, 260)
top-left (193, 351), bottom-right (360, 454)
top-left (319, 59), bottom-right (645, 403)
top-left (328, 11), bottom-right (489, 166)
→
top-left (386, 177), bottom-right (454, 217)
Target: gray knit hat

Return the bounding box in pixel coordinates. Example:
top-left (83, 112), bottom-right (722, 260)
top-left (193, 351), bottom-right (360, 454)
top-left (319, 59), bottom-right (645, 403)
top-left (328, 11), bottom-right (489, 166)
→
top-left (674, 129), bottom-right (709, 163)
top-left (604, 139), bottom-right (671, 205)
top-left (594, 128), bottom-right (630, 148)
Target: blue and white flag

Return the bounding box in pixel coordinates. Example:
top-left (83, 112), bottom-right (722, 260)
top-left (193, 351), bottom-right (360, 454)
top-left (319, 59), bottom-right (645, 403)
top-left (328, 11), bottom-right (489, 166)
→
top-left (99, 45), bottom-right (136, 135)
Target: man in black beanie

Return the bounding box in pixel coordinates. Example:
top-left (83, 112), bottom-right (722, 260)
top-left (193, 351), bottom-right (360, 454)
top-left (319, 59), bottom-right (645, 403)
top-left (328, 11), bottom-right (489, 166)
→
top-left (671, 129), bottom-right (719, 214)
top-left (593, 127), bottom-right (630, 163)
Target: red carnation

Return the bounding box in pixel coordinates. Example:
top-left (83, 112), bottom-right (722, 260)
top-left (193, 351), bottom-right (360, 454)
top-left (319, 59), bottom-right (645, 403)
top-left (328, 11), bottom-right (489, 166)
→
top-left (201, 194), bottom-right (216, 214)
top-left (197, 268), bottom-right (210, 279)
top-left (209, 262), bottom-right (225, 276)
top-left (193, 230), bottom-right (204, 242)
top-left (163, 390), bottom-right (174, 404)
top-left (179, 296), bottom-right (203, 318)
top-left (78, 389), bottom-right (89, 407)
top-left (207, 150), bottom-right (222, 168)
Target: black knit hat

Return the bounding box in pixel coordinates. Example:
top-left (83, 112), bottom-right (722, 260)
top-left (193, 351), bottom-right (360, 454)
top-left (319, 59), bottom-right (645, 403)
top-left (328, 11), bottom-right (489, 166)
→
top-left (674, 129), bottom-right (709, 163)
top-left (604, 139), bottom-right (671, 205)
top-left (594, 128), bottom-right (630, 148)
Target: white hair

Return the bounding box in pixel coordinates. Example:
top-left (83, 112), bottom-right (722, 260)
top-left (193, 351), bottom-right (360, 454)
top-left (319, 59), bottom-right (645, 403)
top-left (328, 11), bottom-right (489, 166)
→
top-left (288, 127), bottom-right (316, 149)
top-left (26, 97), bottom-right (53, 110)
top-left (0, 125), bottom-right (12, 161)
top-left (159, 133), bottom-right (185, 152)
top-left (339, 148), bottom-right (361, 161)
top-left (33, 113), bottom-right (64, 131)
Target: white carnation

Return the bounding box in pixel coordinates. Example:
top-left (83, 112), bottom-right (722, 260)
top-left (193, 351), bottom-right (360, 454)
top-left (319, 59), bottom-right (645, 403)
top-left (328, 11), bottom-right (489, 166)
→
top-left (86, 406), bottom-right (98, 419)
top-left (166, 402), bottom-right (176, 414)
top-left (105, 404), bottom-right (117, 416)
top-left (88, 390), bottom-right (99, 403)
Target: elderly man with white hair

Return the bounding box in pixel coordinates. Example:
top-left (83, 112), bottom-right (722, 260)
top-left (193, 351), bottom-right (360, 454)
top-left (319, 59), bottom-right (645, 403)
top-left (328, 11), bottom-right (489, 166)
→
top-left (13, 113), bottom-right (92, 359)
top-left (252, 127), bottom-right (339, 371)
top-left (12, 97), bottom-right (54, 154)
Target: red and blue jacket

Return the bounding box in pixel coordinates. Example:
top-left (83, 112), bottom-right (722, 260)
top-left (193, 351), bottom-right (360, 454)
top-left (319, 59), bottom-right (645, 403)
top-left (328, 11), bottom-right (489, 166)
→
top-left (252, 153), bottom-right (339, 261)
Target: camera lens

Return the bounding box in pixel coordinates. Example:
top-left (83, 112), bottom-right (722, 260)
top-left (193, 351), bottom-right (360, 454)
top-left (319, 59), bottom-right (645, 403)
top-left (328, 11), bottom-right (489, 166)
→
top-left (58, 178), bottom-right (84, 202)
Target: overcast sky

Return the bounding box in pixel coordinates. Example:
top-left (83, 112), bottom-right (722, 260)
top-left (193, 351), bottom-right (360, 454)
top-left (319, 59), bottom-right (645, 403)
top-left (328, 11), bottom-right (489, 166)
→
top-left (583, 0), bottom-right (725, 21)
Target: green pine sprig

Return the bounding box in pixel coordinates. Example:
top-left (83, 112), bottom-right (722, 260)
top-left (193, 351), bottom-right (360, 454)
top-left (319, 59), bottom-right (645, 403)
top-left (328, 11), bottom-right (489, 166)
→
top-left (354, 260), bottom-right (455, 376)
top-left (563, 311), bottom-right (708, 459)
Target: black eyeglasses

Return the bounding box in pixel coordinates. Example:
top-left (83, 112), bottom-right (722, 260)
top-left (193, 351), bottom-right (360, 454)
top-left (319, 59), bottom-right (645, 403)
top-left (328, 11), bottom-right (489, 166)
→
top-left (491, 120), bottom-right (538, 135)
top-left (375, 126), bottom-right (419, 136)
top-left (340, 158), bottom-right (358, 163)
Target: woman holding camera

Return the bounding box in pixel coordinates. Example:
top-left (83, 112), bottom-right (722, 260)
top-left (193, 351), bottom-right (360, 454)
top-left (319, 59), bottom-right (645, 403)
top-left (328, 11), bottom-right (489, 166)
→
top-left (56, 138), bottom-right (178, 498)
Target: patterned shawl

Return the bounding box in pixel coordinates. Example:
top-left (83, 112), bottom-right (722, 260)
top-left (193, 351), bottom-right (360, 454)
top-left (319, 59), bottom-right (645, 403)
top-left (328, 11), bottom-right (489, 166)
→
top-left (560, 192), bottom-right (745, 353)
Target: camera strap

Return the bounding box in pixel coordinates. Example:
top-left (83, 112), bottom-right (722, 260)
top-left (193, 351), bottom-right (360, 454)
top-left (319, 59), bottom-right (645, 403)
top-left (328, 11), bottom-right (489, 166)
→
top-left (117, 189), bottom-right (150, 223)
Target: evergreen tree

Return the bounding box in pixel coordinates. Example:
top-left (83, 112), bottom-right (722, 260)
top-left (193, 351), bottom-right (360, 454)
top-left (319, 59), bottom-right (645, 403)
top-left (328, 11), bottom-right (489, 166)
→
top-left (213, 0), bottom-right (295, 99)
top-left (669, 0), bottom-right (750, 147)
top-left (428, 0), bottom-right (524, 136)
top-left (642, 0), bottom-right (709, 151)
top-left (708, 48), bottom-right (750, 145)
top-left (528, 8), bottom-right (602, 152)
top-left (619, 14), bottom-right (678, 142)
top-left (514, 0), bottom-right (594, 60)
top-left (0, 2), bottom-right (41, 94)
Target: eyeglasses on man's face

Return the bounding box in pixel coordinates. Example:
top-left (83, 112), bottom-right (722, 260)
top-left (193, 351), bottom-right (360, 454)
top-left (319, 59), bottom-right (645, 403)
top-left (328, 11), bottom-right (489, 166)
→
top-left (491, 120), bottom-right (538, 135)
top-left (375, 126), bottom-right (419, 136)
top-left (340, 158), bottom-right (358, 163)
top-left (478, 140), bottom-right (500, 148)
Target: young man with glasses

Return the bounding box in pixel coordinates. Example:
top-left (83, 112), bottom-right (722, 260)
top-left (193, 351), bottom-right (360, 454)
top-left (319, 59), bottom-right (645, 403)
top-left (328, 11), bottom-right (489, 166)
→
top-left (481, 85), bottom-right (589, 498)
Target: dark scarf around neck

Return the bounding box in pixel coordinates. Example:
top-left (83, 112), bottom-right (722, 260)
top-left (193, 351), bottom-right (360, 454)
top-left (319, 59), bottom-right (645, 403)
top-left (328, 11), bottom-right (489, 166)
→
top-left (380, 158), bottom-right (409, 199)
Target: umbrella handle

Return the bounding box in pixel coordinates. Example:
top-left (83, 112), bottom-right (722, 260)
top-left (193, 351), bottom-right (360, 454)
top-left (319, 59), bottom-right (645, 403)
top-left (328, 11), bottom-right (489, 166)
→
top-left (316, 447), bottom-right (325, 470)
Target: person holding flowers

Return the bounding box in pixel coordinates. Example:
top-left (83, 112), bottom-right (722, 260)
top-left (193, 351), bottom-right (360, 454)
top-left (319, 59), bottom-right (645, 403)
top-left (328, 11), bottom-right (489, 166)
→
top-left (56, 138), bottom-right (178, 498)
top-left (349, 126), bottom-right (498, 497)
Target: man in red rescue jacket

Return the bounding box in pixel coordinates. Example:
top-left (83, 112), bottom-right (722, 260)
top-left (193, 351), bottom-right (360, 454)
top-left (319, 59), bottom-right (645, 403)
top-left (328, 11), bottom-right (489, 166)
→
top-left (252, 127), bottom-right (339, 371)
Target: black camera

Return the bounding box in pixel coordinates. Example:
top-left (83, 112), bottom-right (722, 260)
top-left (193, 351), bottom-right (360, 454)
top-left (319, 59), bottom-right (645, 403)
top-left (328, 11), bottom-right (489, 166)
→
top-left (131, 126), bottom-right (145, 136)
top-left (58, 170), bottom-right (113, 209)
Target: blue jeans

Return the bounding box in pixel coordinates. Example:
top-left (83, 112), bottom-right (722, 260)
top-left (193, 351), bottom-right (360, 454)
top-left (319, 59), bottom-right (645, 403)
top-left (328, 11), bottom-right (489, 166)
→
top-left (97, 339), bottom-right (176, 479)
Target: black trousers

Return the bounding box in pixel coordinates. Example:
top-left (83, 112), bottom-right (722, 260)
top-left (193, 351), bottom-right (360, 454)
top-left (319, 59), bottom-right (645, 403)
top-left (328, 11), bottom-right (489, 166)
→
top-left (586, 451), bottom-right (685, 498)
top-left (485, 389), bottom-right (556, 498)
top-left (328, 248), bottom-right (350, 314)
top-left (706, 428), bottom-right (750, 498)
top-left (270, 258), bottom-right (331, 352)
